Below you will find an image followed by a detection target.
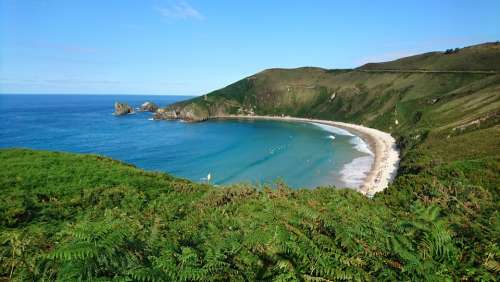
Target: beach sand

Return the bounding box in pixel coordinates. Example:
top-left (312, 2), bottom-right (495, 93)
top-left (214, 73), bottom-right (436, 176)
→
top-left (214, 115), bottom-right (400, 196)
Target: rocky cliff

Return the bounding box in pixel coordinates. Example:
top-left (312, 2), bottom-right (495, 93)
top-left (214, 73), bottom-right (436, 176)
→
top-left (113, 102), bottom-right (134, 116)
top-left (139, 101), bottom-right (159, 112)
top-left (153, 102), bottom-right (211, 122)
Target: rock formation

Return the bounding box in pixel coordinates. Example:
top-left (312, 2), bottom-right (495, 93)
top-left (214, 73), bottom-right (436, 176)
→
top-left (114, 102), bottom-right (134, 116)
top-left (139, 101), bottom-right (159, 112)
top-left (153, 103), bottom-right (210, 122)
top-left (153, 108), bottom-right (178, 120)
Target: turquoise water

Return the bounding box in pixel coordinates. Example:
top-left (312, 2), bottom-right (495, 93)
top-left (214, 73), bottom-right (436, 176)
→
top-left (0, 94), bottom-right (373, 189)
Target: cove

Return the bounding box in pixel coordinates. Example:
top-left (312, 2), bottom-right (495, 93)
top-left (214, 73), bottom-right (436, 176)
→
top-left (0, 94), bottom-right (373, 189)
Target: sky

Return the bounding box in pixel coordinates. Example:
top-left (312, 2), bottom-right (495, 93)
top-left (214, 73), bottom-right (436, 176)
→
top-left (1, 0), bottom-right (499, 95)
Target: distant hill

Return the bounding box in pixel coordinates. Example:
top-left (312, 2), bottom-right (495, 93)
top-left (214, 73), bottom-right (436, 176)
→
top-left (359, 42), bottom-right (500, 71)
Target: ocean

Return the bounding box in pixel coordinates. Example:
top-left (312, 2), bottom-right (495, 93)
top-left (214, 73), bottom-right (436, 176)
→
top-left (0, 94), bottom-right (373, 189)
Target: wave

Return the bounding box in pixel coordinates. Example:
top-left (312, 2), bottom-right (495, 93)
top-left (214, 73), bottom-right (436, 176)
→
top-left (340, 155), bottom-right (374, 188)
top-left (349, 136), bottom-right (373, 155)
top-left (327, 135), bottom-right (336, 140)
top-left (217, 144), bottom-right (288, 184)
top-left (148, 118), bottom-right (154, 121)
top-left (311, 122), bottom-right (354, 136)
top-left (312, 122), bottom-right (373, 155)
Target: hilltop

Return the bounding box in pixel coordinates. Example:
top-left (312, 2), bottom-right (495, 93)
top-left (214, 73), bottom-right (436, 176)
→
top-left (359, 42), bottom-right (500, 71)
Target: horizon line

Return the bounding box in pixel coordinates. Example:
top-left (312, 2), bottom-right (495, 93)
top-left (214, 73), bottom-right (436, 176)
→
top-left (0, 93), bottom-right (198, 96)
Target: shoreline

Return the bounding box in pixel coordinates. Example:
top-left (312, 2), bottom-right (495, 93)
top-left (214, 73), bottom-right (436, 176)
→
top-left (213, 115), bottom-right (400, 196)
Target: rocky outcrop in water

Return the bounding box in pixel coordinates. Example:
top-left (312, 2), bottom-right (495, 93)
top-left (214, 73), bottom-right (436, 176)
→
top-left (114, 102), bottom-right (134, 116)
top-left (154, 103), bottom-right (211, 122)
top-left (139, 101), bottom-right (159, 112)
top-left (153, 108), bottom-right (178, 120)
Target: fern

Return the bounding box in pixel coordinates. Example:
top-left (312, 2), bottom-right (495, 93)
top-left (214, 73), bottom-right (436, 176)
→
top-left (46, 216), bottom-right (143, 280)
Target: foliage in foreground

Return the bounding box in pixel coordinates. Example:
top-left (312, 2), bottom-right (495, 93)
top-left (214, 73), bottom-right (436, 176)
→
top-left (0, 148), bottom-right (498, 281)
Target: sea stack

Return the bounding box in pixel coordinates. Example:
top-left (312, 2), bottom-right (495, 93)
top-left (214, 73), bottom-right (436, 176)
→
top-left (114, 102), bottom-right (134, 116)
top-left (139, 101), bottom-right (159, 112)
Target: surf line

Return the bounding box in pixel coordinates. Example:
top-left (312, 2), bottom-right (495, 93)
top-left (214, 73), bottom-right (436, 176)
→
top-left (212, 115), bottom-right (400, 196)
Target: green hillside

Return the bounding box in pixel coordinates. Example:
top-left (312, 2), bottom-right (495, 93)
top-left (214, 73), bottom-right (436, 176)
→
top-left (1, 43), bottom-right (500, 281)
top-left (359, 42), bottom-right (500, 71)
top-left (165, 43), bottom-right (500, 161)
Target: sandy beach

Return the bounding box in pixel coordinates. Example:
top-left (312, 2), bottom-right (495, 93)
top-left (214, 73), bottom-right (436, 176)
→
top-left (214, 115), bottom-right (400, 196)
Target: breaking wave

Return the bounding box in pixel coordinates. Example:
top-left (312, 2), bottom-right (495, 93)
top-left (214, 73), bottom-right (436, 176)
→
top-left (312, 122), bottom-right (373, 155)
top-left (339, 156), bottom-right (374, 188)
top-left (311, 122), bottom-right (354, 136)
top-left (349, 136), bottom-right (373, 155)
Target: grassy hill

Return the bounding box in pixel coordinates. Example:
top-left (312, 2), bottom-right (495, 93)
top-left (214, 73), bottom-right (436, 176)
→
top-left (166, 43), bottom-right (500, 161)
top-left (1, 43), bottom-right (499, 280)
top-left (359, 42), bottom-right (500, 71)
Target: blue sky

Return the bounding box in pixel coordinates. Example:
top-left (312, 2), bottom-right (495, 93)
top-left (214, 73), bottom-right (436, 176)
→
top-left (1, 0), bottom-right (499, 95)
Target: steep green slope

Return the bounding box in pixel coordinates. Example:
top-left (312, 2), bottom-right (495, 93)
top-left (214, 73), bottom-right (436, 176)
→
top-left (164, 43), bottom-right (500, 161)
top-left (1, 149), bottom-right (498, 281)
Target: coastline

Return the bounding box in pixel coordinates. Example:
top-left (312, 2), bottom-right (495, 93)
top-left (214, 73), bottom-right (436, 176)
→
top-left (213, 115), bottom-right (400, 196)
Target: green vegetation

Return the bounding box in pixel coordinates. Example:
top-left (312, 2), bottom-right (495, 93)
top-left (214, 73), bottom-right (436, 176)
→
top-left (1, 149), bottom-right (498, 281)
top-left (1, 42), bottom-right (499, 280)
top-left (359, 42), bottom-right (500, 71)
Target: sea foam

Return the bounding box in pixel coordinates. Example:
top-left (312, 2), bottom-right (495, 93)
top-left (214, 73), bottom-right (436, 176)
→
top-left (312, 122), bottom-right (373, 155)
top-left (339, 155), bottom-right (374, 188)
top-left (312, 121), bottom-right (375, 188)
top-left (311, 122), bottom-right (354, 136)
top-left (349, 136), bottom-right (373, 155)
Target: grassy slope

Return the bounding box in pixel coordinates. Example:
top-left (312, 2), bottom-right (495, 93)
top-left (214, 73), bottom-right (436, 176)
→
top-left (1, 43), bottom-right (500, 280)
top-left (1, 149), bottom-right (498, 281)
top-left (359, 42), bottom-right (500, 71)
top-left (171, 43), bottom-right (500, 161)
